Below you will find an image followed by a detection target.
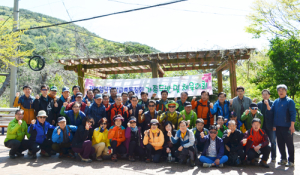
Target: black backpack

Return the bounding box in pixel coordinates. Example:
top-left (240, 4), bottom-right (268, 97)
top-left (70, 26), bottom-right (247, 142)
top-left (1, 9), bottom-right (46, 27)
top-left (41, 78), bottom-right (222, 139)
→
top-left (227, 151), bottom-right (241, 166)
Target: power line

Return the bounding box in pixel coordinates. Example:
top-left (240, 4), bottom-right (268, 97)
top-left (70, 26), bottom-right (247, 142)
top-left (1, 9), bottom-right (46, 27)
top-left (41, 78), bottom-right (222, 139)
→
top-left (18, 0), bottom-right (187, 31)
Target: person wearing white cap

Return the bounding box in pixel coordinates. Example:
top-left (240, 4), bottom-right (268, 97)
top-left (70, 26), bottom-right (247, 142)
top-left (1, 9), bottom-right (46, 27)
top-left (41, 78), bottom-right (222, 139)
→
top-left (27, 110), bottom-right (56, 158)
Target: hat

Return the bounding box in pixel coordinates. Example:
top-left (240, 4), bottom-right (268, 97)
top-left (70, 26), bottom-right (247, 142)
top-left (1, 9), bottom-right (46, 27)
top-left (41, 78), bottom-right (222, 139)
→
top-left (37, 110), bottom-right (48, 117)
top-left (184, 101), bottom-right (192, 107)
top-left (50, 86), bottom-right (58, 91)
top-left (113, 115), bottom-right (124, 122)
top-left (165, 100), bottom-right (179, 109)
top-left (230, 111), bottom-right (237, 117)
top-left (62, 87), bottom-right (70, 92)
top-left (57, 116), bottom-right (66, 123)
top-left (23, 85), bottom-right (32, 90)
top-left (250, 103), bottom-right (258, 108)
top-left (94, 94), bottom-right (103, 99)
top-left (150, 119), bottom-right (159, 125)
top-left (76, 92), bottom-right (83, 98)
top-left (129, 116), bottom-right (136, 122)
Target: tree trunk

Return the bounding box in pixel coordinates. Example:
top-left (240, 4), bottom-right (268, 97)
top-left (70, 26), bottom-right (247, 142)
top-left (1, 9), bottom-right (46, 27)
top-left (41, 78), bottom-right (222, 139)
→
top-left (0, 73), bottom-right (11, 97)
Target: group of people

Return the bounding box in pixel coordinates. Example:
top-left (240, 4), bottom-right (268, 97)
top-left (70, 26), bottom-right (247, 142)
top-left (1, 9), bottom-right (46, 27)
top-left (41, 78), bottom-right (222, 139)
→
top-left (4, 84), bottom-right (296, 168)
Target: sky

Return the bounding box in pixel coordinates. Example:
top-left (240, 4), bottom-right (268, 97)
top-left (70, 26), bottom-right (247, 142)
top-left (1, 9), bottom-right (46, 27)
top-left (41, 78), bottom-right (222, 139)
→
top-left (1, 0), bottom-right (270, 52)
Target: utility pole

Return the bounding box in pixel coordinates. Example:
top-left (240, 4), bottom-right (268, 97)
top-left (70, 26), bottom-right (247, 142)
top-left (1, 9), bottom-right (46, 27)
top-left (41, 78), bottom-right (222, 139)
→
top-left (10, 0), bottom-right (19, 107)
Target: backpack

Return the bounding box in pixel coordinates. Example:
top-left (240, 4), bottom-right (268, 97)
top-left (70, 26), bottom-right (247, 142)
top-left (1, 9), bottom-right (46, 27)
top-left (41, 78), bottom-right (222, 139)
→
top-left (227, 151), bottom-right (241, 166)
top-left (160, 111), bottom-right (181, 130)
top-left (195, 101), bottom-right (212, 125)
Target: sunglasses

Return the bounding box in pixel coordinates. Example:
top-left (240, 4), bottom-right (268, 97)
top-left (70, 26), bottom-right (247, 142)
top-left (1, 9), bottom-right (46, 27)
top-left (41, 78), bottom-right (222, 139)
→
top-left (148, 105), bottom-right (155, 107)
top-left (100, 123), bottom-right (107, 125)
top-left (251, 107), bottom-right (258, 110)
top-left (88, 121), bottom-right (94, 124)
top-left (39, 117), bottom-right (47, 119)
top-left (210, 131), bottom-right (217, 134)
top-left (168, 106), bottom-right (176, 108)
top-left (130, 121), bottom-right (136, 124)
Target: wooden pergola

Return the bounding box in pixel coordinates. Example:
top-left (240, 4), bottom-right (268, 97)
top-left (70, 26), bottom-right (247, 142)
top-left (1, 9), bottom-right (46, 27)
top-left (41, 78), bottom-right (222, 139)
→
top-left (58, 48), bottom-right (255, 98)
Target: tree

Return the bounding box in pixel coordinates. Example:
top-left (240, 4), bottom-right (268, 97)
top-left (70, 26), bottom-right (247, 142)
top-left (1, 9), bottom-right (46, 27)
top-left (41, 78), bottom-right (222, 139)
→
top-left (245, 0), bottom-right (300, 38)
top-left (251, 36), bottom-right (300, 100)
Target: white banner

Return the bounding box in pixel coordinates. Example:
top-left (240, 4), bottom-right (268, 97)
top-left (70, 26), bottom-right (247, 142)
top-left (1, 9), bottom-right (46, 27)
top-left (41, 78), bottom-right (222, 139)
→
top-left (85, 74), bottom-right (213, 98)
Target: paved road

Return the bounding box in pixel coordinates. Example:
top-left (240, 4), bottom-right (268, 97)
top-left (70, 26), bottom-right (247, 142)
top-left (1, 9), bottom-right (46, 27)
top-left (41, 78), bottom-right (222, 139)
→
top-left (0, 132), bottom-right (298, 175)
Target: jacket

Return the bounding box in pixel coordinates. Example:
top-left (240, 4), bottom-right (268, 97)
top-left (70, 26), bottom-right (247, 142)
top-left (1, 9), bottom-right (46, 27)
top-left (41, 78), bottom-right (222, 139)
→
top-left (109, 96), bottom-right (115, 104)
top-left (217, 125), bottom-right (228, 138)
top-left (159, 111), bottom-right (183, 130)
top-left (171, 129), bottom-right (195, 148)
top-left (267, 96), bottom-right (296, 128)
top-left (33, 95), bottom-right (59, 124)
top-left (242, 128), bottom-right (269, 153)
top-left (52, 125), bottom-right (78, 143)
top-left (138, 99), bottom-right (149, 112)
top-left (108, 103), bottom-right (128, 127)
top-left (66, 101), bottom-right (86, 112)
top-left (191, 99), bottom-right (213, 126)
top-left (163, 130), bottom-right (178, 149)
top-left (127, 103), bottom-right (143, 127)
top-left (4, 118), bottom-right (30, 143)
top-left (71, 125), bottom-right (90, 148)
top-left (60, 106), bottom-right (86, 126)
top-left (192, 127), bottom-right (209, 146)
top-left (200, 135), bottom-right (225, 159)
top-left (84, 102), bottom-right (107, 126)
top-left (143, 129), bottom-right (164, 150)
top-left (139, 111), bottom-right (158, 131)
top-left (83, 96), bottom-right (94, 104)
top-left (257, 99), bottom-right (274, 130)
top-left (108, 125), bottom-right (126, 147)
top-left (13, 95), bottom-right (35, 124)
top-left (124, 127), bottom-right (144, 153)
top-left (92, 127), bottom-right (111, 147)
top-left (28, 120), bottom-right (56, 144)
top-left (57, 95), bottom-right (68, 115)
top-left (176, 100), bottom-right (188, 112)
top-left (180, 110), bottom-right (197, 129)
top-left (241, 111), bottom-right (264, 130)
top-left (155, 99), bottom-right (168, 112)
top-left (210, 100), bottom-right (230, 120)
top-left (229, 96), bottom-right (252, 120)
top-left (222, 129), bottom-right (244, 152)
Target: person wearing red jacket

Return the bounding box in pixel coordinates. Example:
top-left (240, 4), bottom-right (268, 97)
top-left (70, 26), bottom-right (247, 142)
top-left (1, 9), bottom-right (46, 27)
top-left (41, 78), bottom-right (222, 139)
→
top-left (108, 115), bottom-right (126, 162)
top-left (242, 118), bottom-right (270, 168)
top-left (66, 92), bottom-right (86, 112)
top-left (107, 95), bottom-right (128, 127)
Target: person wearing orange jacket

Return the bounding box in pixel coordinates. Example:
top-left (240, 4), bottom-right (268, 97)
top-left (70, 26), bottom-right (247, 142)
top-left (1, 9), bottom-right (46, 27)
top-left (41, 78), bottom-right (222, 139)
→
top-left (14, 85), bottom-right (36, 125)
top-left (191, 91), bottom-right (214, 129)
top-left (108, 115), bottom-right (126, 162)
top-left (143, 119), bottom-right (164, 163)
top-left (107, 95), bottom-right (128, 128)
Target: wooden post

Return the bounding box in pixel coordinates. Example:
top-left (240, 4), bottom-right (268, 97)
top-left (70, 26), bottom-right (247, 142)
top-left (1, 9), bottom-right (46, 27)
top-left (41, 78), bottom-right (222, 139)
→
top-left (158, 72), bottom-right (164, 78)
top-left (151, 60), bottom-right (158, 78)
top-left (217, 70), bottom-right (223, 93)
top-left (229, 59), bottom-right (237, 98)
top-left (77, 64), bottom-right (85, 94)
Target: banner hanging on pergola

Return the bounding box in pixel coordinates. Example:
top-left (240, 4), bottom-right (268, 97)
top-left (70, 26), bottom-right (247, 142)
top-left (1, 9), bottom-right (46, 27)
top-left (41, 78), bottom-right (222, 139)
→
top-left (85, 73), bottom-right (212, 98)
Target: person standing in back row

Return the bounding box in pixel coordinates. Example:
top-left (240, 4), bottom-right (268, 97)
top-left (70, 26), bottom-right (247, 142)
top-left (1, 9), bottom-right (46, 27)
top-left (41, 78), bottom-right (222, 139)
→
top-left (229, 86), bottom-right (252, 120)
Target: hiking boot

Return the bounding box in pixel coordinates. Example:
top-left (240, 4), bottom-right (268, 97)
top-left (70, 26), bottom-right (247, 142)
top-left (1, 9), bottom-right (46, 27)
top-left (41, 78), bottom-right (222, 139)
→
top-left (27, 150), bottom-right (33, 156)
top-left (271, 158), bottom-right (276, 163)
top-left (96, 156), bottom-right (103, 161)
top-left (111, 154), bottom-right (117, 162)
top-left (203, 163), bottom-right (212, 168)
top-left (278, 159), bottom-right (287, 165)
top-left (81, 158), bottom-right (92, 163)
top-left (40, 150), bottom-right (51, 157)
top-left (259, 160), bottom-right (269, 168)
top-left (67, 152), bottom-right (76, 159)
top-left (145, 158), bottom-right (151, 163)
top-left (16, 152), bottom-right (24, 157)
top-left (9, 154), bottom-right (16, 159)
top-left (285, 162), bottom-right (294, 167)
top-left (190, 159), bottom-right (195, 167)
top-left (250, 159), bottom-right (258, 166)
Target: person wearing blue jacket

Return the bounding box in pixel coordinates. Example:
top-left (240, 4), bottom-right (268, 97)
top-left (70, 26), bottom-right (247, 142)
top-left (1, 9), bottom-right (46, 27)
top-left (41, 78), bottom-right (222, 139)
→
top-left (210, 92), bottom-right (230, 122)
top-left (27, 110), bottom-right (56, 158)
top-left (61, 101), bottom-right (86, 126)
top-left (84, 94), bottom-right (107, 128)
top-left (169, 120), bottom-right (195, 167)
top-left (52, 117), bottom-right (77, 158)
top-left (70, 86), bottom-right (81, 102)
top-left (199, 125), bottom-right (228, 168)
top-left (266, 84), bottom-right (296, 167)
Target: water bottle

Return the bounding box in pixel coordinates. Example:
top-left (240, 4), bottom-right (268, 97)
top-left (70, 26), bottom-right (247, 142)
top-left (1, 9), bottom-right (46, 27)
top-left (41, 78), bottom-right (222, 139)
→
top-left (168, 152), bottom-right (172, 162)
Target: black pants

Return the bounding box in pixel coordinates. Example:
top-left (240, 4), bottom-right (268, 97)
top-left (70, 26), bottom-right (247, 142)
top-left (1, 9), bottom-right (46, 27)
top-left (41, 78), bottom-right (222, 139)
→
top-left (4, 139), bottom-right (31, 155)
top-left (128, 140), bottom-right (145, 157)
top-left (224, 147), bottom-right (245, 160)
top-left (163, 146), bottom-right (177, 158)
top-left (146, 144), bottom-right (162, 163)
top-left (52, 143), bottom-right (72, 154)
top-left (111, 140), bottom-right (127, 155)
top-left (196, 143), bottom-right (205, 153)
top-left (175, 146), bottom-right (195, 161)
top-left (247, 146), bottom-right (271, 161)
top-left (276, 126), bottom-right (294, 163)
top-left (28, 140), bottom-right (53, 155)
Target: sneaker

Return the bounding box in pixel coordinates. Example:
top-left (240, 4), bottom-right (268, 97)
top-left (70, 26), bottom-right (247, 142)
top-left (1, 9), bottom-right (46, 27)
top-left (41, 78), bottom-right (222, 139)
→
top-left (81, 158), bottom-right (92, 163)
top-left (145, 158), bottom-right (151, 163)
top-left (40, 151), bottom-right (51, 157)
top-left (9, 154), bottom-right (16, 159)
top-left (259, 161), bottom-right (269, 168)
top-left (271, 158), bottom-right (276, 163)
top-left (190, 160), bottom-right (195, 167)
top-left (16, 152), bottom-right (24, 157)
top-left (218, 164), bottom-right (224, 168)
top-left (203, 163), bottom-right (212, 168)
top-left (67, 152), bottom-right (76, 159)
top-left (27, 150), bottom-right (33, 156)
top-left (285, 162), bottom-right (294, 167)
top-left (250, 159), bottom-right (259, 166)
top-left (96, 156), bottom-right (103, 161)
top-left (111, 154), bottom-right (117, 162)
top-left (278, 159), bottom-right (287, 165)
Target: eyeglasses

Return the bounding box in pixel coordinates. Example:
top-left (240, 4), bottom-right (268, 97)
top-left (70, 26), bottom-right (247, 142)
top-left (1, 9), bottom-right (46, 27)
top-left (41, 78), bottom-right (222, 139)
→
top-left (131, 100), bottom-right (138, 102)
top-left (148, 105), bottom-right (155, 107)
top-left (251, 107), bottom-right (258, 110)
top-left (210, 131), bottom-right (217, 134)
top-left (39, 117), bottom-right (47, 119)
top-left (130, 121), bottom-right (136, 124)
top-left (41, 89), bottom-right (48, 91)
top-left (168, 106), bottom-right (176, 108)
top-left (73, 106), bottom-right (80, 108)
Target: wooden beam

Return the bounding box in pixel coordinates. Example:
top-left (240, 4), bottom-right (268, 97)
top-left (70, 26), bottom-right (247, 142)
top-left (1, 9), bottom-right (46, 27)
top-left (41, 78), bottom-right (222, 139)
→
top-left (215, 61), bottom-right (229, 72)
top-left (100, 69), bottom-right (152, 74)
top-left (163, 65), bottom-right (218, 71)
top-left (157, 63), bottom-right (164, 75)
top-left (77, 64), bottom-right (85, 94)
top-left (229, 57), bottom-right (237, 98)
top-left (151, 60), bottom-right (158, 78)
top-left (217, 70), bottom-right (223, 93)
